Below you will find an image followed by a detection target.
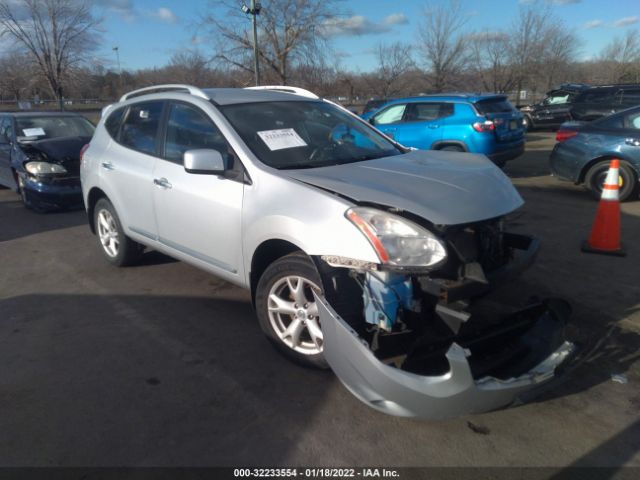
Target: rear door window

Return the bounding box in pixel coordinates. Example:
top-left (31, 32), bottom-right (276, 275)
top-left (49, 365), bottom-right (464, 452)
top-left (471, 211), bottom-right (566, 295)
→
top-left (372, 104), bottom-right (407, 125)
top-left (474, 98), bottom-right (514, 114)
top-left (120, 101), bottom-right (164, 156)
top-left (577, 90), bottom-right (613, 104)
top-left (405, 103), bottom-right (454, 122)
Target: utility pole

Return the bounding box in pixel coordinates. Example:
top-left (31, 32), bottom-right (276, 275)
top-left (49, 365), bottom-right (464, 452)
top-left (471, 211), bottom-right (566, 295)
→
top-left (112, 46), bottom-right (121, 75)
top-left (242, 1), bottom-right (261, 86)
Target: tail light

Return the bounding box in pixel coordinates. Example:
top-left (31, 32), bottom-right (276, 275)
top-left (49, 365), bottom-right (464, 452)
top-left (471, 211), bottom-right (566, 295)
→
top-left (472, 120), bottom-right (495, 133)
top-left (79, 143), bottom-right (90, 164)
top-left (556, 130), bottom-right (578, 142)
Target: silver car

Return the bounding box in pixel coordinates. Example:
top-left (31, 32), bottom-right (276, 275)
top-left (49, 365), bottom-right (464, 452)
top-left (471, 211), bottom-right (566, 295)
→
top-left (81, 84), bottom-right (574, 419)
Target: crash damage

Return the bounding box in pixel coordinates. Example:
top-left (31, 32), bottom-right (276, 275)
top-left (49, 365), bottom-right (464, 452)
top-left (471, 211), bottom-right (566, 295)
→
top-left (313, 210), bottom-right (575, 419)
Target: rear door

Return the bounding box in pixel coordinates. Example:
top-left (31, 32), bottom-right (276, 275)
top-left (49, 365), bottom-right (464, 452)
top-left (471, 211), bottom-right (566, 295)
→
top-left (474, 97), bottom-right (524, 144)
top-left (371, 102), bottom-right (450, 149)
top-left (152, 101), bottom-right (245, 281)
top-left (102, 101), bottom-right (164, 239)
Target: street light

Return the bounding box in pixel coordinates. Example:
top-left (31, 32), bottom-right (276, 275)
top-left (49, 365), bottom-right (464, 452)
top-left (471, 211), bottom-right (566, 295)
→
top-left (241, 1), bottom-right (261, 86)
top-left (112, 46), bottom-right (121, 75)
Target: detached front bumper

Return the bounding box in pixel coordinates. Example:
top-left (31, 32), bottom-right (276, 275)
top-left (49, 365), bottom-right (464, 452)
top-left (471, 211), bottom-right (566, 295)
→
top-left (317, 294), bottom-right (575, 419)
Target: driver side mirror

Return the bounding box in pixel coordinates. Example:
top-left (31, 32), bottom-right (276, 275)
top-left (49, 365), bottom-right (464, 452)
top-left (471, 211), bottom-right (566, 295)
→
top-left (183, 149), bottom-right (226, 175)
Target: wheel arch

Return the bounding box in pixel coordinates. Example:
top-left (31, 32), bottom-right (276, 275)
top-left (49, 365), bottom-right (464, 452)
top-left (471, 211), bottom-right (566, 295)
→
top-left (87, 187), bottom-right (109, 234)
top-left (250, 239), bottom-right (305, 306)
top-left (431, 140), bottom-right (468, 151)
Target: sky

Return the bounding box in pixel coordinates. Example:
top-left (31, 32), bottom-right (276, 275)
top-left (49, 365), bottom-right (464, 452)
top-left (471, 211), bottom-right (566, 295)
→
top-left (73, 0), bottom-right (640, 72)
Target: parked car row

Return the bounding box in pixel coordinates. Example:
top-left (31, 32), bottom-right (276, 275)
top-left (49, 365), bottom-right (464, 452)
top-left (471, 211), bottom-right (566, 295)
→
top-left (520, 83), bottom-right (640, 131)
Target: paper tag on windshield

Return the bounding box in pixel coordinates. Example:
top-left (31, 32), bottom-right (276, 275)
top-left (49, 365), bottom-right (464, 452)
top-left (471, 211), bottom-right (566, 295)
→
top-left (22, 128), bottom-right (45, 137)
top-left (257, 128), bottom-right (307, 151)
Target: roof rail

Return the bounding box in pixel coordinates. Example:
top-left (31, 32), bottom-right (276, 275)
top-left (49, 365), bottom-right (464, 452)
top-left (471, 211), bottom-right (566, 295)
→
top-left (245, 85), bottom-right (319, 99)
top-left (119, 84), bottom-right (210, 102)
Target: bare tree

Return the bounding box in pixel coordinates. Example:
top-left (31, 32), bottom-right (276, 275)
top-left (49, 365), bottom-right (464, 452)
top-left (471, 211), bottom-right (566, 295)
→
top-left (0, 0), bottom-right (101, 110)
top-left (541, 24), bottom-right (579, 89)
top-left (371, 42), bottom-right (414, 98)
top-left (200, 0), bottom-right (340, 85)
top-left (600, 29), bottom-right (640, 83)
top-left (0, 51), bottom-right (38, 102)
top-left (469, 31), bottom-right (516, 93)
top-left (417, 0), bottom-right (469, 92)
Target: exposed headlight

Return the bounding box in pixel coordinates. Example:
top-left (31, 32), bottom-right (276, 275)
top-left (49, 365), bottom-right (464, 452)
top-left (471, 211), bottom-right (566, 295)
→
top-left (25, 161), bottom-right (67, 175)
top-left (346, 207), bottom-right (447, 268)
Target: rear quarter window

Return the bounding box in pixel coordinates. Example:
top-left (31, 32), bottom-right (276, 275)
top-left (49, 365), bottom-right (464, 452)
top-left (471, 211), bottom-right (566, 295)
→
top-left (474, 98), bottom-right (515, 114)
top-left (104, 107), bottom-right (125, 139)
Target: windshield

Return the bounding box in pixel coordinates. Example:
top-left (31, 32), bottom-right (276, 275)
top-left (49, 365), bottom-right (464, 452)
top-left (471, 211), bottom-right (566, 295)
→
top-left (16, 116), bottom-right (94, 140)
top-left (219, 101), bottom-right (403, 170)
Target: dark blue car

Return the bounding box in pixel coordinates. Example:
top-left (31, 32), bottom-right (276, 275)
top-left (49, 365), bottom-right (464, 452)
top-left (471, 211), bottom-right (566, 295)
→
top-left (0, 112), bottom-right (95, 211)
top-left (550, 106), bottom-right (640, 201)
top-left (361, 94), bottom-right (525, 166)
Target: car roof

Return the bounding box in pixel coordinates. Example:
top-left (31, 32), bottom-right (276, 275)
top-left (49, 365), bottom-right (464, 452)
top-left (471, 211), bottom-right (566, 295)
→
top-left (201, 88), bottom-right (317, 105)
top-left (582, 84), bottom-right (640, 92)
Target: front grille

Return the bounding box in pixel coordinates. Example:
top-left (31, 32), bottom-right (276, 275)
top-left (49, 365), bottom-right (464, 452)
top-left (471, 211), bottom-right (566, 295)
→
top-left (447, 220), bottom-right (511, 273)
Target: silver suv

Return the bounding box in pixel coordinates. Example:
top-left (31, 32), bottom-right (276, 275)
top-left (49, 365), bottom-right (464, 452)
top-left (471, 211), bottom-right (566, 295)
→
top-left (81, 84), bottom-right (574, 419)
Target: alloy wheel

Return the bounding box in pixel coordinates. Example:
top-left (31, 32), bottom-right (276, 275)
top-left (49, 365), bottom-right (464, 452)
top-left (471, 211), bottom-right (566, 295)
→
top-left (267, 275), bottom-right (323, 355)
top-left (97, 209), bottom-right (120, 258)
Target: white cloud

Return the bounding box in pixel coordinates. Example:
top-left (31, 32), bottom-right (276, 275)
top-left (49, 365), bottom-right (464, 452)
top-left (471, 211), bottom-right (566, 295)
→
top-left (322, 14), bottom-right (408, 37)
top-left (104, 0), bottom-right (136, 22)
top-left (614, 16), bottom-right (639, 27)
top-left (383, 13), bottom-right (408, 26)
top-left (150, 7), bottom-right (178, 24)
top-left (584, 20), bottom-right (603, 29)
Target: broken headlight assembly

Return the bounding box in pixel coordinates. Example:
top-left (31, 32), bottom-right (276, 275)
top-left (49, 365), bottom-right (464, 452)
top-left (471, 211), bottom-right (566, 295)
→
top-left (346, 207), bottom-right (447, 268)
top-left (24, 161), bottom-right (67, 176)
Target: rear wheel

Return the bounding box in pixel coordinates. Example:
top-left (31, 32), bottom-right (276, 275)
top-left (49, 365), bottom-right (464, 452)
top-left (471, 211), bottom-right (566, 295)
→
top-left (584, 161), bottom-right (638, 202)
top-left (255, 252), bottom-right (328, 369)
top-left (94, 198), bottom-right (143, 266)
top-left (523, 115), bottom-right (532, 131)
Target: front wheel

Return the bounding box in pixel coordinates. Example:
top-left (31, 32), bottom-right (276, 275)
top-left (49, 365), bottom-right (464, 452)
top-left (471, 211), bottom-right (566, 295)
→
top-left (584, 161), bottom-right (639, 202)
top-left (255, 252), bottom-right (328, 369)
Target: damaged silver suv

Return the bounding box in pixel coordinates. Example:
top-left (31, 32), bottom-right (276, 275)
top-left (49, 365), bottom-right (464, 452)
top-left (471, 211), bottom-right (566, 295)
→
top-left (81, 84), bottom-right (574, 419)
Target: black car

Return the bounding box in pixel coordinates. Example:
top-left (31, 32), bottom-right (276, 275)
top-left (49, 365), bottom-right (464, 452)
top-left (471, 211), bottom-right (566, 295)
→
top-left (570, 84), bottom-right (640, 121)
top-left (519, 83), bottom-right (590, 130)
top-left (0, 112), bottom-right (95, 211)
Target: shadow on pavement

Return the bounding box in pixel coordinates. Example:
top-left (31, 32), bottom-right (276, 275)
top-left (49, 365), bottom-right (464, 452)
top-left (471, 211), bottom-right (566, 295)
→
top-left (0, 192), bottom-right (86, 242)
top-left (0, 293), bottom-right (334, 466)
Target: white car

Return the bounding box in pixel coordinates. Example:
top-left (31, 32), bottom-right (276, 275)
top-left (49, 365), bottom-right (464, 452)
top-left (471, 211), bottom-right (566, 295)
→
top-left (80, 84), bottom-right (574, 419)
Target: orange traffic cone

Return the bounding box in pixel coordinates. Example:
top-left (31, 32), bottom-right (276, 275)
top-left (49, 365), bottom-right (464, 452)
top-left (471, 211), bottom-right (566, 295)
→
top-left (582, 159), bottom-right (626, 256)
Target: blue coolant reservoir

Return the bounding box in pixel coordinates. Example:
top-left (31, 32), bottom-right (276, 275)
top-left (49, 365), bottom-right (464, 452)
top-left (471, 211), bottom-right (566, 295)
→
top-left (362, 272), bottom-right (413, 331)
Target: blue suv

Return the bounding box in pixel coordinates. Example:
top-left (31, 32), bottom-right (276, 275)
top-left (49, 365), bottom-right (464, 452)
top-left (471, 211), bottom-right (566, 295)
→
top-left (361, 94), bottom-right (525, 166)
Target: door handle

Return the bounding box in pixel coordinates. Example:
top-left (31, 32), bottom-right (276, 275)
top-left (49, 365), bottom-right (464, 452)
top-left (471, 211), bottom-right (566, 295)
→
top-left (625, 138), bottom-right (640, 147)
top-left (101, 162), bottom-right (114, 170)
top-left (153, 177), bottom-right (172, 189)
top-left (428, 124), bottom-right (440, 129)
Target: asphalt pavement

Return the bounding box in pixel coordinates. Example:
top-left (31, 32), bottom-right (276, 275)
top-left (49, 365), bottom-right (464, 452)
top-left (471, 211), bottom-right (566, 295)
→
top-left (0, 132), bottom-right (638, 468)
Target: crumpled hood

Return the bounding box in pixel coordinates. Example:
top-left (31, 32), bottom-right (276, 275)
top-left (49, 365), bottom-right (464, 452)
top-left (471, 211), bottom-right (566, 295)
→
top-left (284, 150), bottom-right (524, 225)
top-left (19, 136), bottom-right (91, 162)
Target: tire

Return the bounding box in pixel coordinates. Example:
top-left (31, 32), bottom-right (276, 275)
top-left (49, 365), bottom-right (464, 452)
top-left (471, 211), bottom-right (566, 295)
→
top-left (93, 198), bottom-right (143, 266)
top-left (439, 145), bottom-right (464, 152)
top-left (584, 161), bottom-right (639, 202)
top-left (255, 252), bottom-right (329, 369)
top-left (523, 115), bottom-right (532, 131)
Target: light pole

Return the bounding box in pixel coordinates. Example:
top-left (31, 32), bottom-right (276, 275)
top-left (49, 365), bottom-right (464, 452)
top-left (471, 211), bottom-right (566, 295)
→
top-left (242, 1), bottom-right (261, 86)
top-left (112, 46), bottom-right (121, 75)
